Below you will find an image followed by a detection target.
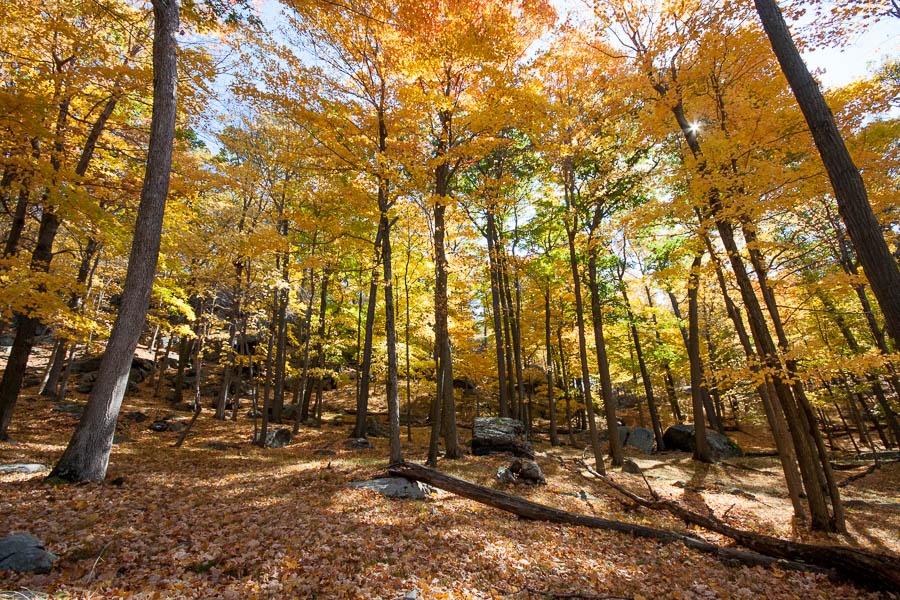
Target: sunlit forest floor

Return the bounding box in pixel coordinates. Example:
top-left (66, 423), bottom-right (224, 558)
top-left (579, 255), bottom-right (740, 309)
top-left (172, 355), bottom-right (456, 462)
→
top-left (1, 348), bottom-right (899, 599)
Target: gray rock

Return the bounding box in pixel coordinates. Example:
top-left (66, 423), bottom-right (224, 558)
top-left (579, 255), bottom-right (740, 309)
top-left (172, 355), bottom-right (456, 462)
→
top-left (281, 403), bottom-right (299, 420)
top-left (0, 533), bottom-right (57, 574)
top-left (663, 424), bottom-right (743, 459)
top-left (148, 419), bottom-right (168, 432)
top-left (246, 409), bottom-right (263, 418)
top-left (260, 427), bottom-right (291, 448)
top-left (365, 417), bottom-right (390, 438)
top-left (112, 436), bottom-right (134, 445)
top-left (350, 477), bottom-right (434, 499)
top-left (471, 417), bottom-right (534, 458)
top-left (517, 460), bottom-right (546, 485)
top-left (0, 463), bottom-right (48, 474)
top-left (124, 411), bottom-right (148, 422)
top-left (400, 589), bottom-right (421, 600)
top-left (70, 356), bottom-right (103, 374)
top-left (495, 466), bottom-right (517, 484)
top-left (53, 401), bottom-right (84, 415)
top-left (344, 437), bottom-right (374, 450)
top-left (76, 383), bottom-right (93, 394)
top-left (314, 449), bottom-right (337, 456)
top-left (624, 427), bottom-right (655, 454)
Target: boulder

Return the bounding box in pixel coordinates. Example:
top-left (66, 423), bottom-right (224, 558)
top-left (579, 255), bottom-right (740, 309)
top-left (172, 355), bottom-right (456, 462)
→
top-left (345, 437), bottom-right (374, 450)
top-left (112, 435), bottom-right (134, 445)
top-left (663, 424), bottom-right (743, 459)
top-left (0, 533), bottom-right (57, 574)
top-left (471, 417), bottom-right (534, 458)
top-left (70, 356), bottom-right (103, 374)
top-left (511, 459), bottom-right (546, 485)
top-left (598, 425), bottom-right (630, 446)
top-left (76, 383), bottom-right (93, 394)
top-left (281, 403), bottom-right (299, 421)
top-left (124, 411), bottom-right (148, 422)
top-left (53, 402), bottom-right (84, 415)
top-left (349, 477), bottom-right (434, 499)
top-left (365, 416), bottom-right (390, 438)
top-left (495, 466), bottom-right (517, 484)
top-left (0, 463), bottom-right (48, 474)
top-left (260, 427), bottom-right (292, 448)
top-left (624, 427), bottom-right (655, 454)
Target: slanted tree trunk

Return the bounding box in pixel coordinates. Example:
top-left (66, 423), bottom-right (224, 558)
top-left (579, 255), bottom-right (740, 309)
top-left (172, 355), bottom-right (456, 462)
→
top-left (620, 284), bottom-right (665, 450)
top-left (754, 0), bottom-right (900, 347)
top-left (388, 462), bottom-right (900, 591)
top-left (0, 209), bottom-right (59, 440)
top-left (586, 253), bottom-right (623, 467)
top-left (50, 0), bottom-right (179, 482)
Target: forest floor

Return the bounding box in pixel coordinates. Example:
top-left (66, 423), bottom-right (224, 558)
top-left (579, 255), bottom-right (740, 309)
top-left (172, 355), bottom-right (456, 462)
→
top-left (1, 350), bottom-right (899, 599)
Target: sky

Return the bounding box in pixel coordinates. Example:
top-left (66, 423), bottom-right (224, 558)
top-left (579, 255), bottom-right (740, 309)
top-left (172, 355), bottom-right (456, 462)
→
top-left (804, 17), bottom-right (899, 89)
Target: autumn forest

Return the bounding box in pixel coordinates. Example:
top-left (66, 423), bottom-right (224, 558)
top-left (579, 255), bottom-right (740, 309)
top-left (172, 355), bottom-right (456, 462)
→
top-left (1, 0), bottom-right (899, 597)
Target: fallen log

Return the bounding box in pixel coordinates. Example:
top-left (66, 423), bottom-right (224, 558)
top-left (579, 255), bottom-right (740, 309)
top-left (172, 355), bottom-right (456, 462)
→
top-left (387, 462), bottom-right (830, 576)
top-left (571, 459), bottom-right (900, 591)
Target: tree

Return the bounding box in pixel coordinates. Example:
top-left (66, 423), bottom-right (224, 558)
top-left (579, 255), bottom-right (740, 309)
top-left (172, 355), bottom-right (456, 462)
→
top-left (50, 0), bottom-right (181, 481)
top-left (753, 0), bottom-right (900, 348)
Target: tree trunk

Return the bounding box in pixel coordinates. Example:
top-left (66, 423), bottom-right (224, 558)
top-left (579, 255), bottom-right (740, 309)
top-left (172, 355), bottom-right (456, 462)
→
top-left (355, 221), bottom-right (384, 439)
top-left (0, 209), bottom-right (60, 440)
top-left (486, 210), bottom-right (509, 418)
top-left (544, 288), bottom-right (558, 446)
top-left (557, 326), bottom-right (576, 446)
top-left (687, 254), bottom-right (711, 462)
top-left (430, 190), bottom-right (459, 462)
top-left (587, 253), bottom-right (623, 467)
top-left (49, 0), bottom-right (179, 481)
top-left (380, 207), bottom-right (402, 464)
top-left (754, 0), bottom-right (900, 347)
top-left (389, 462), bottom-right (899, 590)
top-left (621, 286), bottom-right (665, 450)
top-left (564, 220), bottom-right (605, 473)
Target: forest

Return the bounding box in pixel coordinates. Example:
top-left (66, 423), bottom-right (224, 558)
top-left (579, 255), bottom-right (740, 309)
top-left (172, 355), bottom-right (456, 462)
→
top-left (1, 0), bottom-right (899, 598)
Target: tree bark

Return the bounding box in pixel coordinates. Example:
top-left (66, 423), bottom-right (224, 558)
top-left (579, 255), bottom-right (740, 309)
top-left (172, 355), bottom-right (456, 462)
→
top-left (50, 0), bottom-right (180, 481)
top-left (354, 221), bottom-right (384, 439)
top-left (587, 253), bottom-right (623, 467)
top-left (687, 253), bottom-right (711, 462)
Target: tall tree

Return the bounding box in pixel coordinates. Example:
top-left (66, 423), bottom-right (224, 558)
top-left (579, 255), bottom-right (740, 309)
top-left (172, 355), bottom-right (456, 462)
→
top-left (50, 0), bottom-right (181, 481)
top-left (753, 0), bottom-right (900, 347)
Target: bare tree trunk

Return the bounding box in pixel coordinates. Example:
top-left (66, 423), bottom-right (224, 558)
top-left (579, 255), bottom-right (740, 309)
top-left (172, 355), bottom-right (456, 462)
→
top-left (354, 222), bottom-right (384, 439)
top-left (544, 288), bottom-right (558, 446)
top-left (50, 0), bottom-right (179, 481)
top-left (563, 218), bottom-right (605, 473)
top-left (0, 209), bottom-right (59, 440)
top-left (687, 254), bottom-right (711, 462)
top-left (620, 285), bottom-right (665, 450)
top-left (587, 253), bottom-right (623, 467)
top-left (486, 210), bottom-right (509, 417)
top-left (556, 325), bottom-right (577, 446)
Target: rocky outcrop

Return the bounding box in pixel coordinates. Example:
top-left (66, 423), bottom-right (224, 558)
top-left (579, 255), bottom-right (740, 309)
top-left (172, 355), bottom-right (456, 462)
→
top-left (471, 417), bottom-right (534, 458)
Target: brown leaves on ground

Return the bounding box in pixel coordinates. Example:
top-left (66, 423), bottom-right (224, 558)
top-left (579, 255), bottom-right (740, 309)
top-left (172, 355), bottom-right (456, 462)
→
top-left (1, 389), bottom-right (898, 599)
